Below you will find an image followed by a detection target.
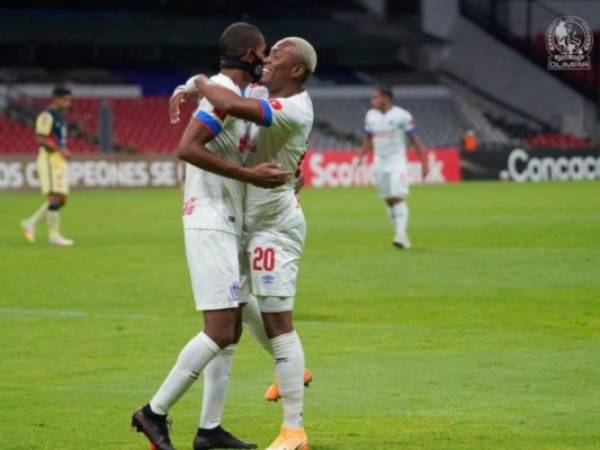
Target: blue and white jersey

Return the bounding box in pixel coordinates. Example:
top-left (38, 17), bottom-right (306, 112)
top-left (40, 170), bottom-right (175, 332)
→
top-left (182, 73), bottom-right (247, 235)
top-left (365, 105), bottom-right (415, 165)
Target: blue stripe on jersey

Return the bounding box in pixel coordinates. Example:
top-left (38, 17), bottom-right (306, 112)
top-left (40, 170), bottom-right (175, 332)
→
top-left (406, 126), bottom-right (417, 135)
top-left (257, 99), bottom-right (273, 127)
top-left (194, 110), bottom-right (222, 135)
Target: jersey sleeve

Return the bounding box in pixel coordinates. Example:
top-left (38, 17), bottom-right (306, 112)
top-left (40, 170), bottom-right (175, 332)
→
top-left (403, 112), bottom-right (416, 135)
top-left (255, 97), bottom-right (303, 131)
top-left (35, 111), bottom-right (53, 136)
top-left (192, 75), bottom-right (239, 136)
top-left (193, 98), bottom-right (227, 136)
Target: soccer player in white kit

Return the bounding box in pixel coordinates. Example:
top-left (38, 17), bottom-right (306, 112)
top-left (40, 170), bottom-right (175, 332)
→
top-left (131, 23), bottom-right (291, 450)
top-left (191, 36), bottom-right (316, 450)
top-left (360, 86), bottom-right (429, 249)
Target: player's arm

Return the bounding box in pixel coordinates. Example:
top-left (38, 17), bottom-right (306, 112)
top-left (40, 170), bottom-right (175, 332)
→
top-left (35, 112), bottom-right (69, 158)
top-left (176, 118), bottom-right (291, 188)
top-left (169, 77), bottom-right (204, 124)
top-left (358, 112), bottom-right (373, 166)
top-left (359, 133), bottom-right (373, 164)
top-left (193, 75), bottom-right (268, 126)
top-left (35, 134), bottom-right (62, 152)
top-left (408, 132), bottom-right (428, 179)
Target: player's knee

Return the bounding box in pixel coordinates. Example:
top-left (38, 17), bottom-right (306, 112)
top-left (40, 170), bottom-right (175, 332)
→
top-left (386, 197), bottom-right (403, 207)
top-left (262, 312), bottom-right (294, 339)
top-left (48, 201), bottom-right (63, 211)
top-left (48, 194), bottom-right (66, 209)
top-left (232, 320), bottom-right (243, 344)
top-left (204, 327), bottom-right (236, 349)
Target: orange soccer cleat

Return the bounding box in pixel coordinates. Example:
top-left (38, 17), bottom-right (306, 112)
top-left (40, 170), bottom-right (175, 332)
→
top-left (265, 426), bottom-right (308, 450)
top-left (264, 368), bottom-right (313, 402)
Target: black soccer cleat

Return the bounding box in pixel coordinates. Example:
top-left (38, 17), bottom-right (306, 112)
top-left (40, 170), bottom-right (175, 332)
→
top-left (193, 426), bottom-right (257, 450)
top-left (131, 404), bottom-right (176, 450)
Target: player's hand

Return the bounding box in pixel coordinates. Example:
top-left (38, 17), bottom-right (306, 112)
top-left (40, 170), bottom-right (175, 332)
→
top-left (245, 162), bottom-right (292, 188)
top-left (294, 173), bottom-right (305, 194)
top-left (61, 149), bottom-right (72, 160)
top-left (169, 89), bottom-right (186, 124)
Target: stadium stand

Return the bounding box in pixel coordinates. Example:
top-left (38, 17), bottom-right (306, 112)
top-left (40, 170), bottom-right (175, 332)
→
top-left (0, 85), bottom-right (592, 154)
top-left (1, 90), bottom-right (467, 153)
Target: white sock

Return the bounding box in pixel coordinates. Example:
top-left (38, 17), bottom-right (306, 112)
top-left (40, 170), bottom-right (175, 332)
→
top-left (386, 206), bottom-right (396, 227)
top-left (271, 331), bottom-right (305, 429)
top-left (391, 202), bottom-right (409, 235)
top-left (46, 210), bottom-right (60, 240)
top-left (200, 344), bottom-right (236, 429)
top-left (150, 332), bottom-right (220, 415)
top-left (27, 202), bottom-right (49, 226)
top-left (242, 296), bottom-right (273, 355)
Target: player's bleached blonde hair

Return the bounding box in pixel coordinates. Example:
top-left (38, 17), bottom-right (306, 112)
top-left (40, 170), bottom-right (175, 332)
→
top-left (276, 37), bottom-right (318, 80)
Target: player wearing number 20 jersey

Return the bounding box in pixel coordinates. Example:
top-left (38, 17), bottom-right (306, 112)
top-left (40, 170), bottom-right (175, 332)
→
top-left (244, 92), bottom-right (313, 304)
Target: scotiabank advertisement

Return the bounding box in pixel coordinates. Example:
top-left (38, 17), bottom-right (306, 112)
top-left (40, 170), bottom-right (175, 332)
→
top-left (0, 149), bottom-right (460, 191)
top-left (303, 148), bottom-right (461, 188)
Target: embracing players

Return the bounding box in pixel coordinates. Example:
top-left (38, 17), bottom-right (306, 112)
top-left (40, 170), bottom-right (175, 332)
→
top-left (131, 23), bottom-right (291, 450)
top-left (190, 36), bottom-right (316, 450)
top-left (360, 86), bottom-right (429, 249)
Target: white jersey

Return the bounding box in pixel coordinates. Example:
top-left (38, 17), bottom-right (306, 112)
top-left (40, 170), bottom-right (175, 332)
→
top-left (364, 105), bottom-right (415, 165)
top-left (244, 91), bottom-right (314, 233)
top-left (182, 73), bottom-right (246, 235)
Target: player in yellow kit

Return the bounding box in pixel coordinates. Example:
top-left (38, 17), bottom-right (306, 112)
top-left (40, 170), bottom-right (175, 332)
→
top-left (21, 86), bottom-right (74, 246)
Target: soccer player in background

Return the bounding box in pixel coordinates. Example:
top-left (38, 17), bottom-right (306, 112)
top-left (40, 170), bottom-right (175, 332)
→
top-left (21, 86), bottom-right (74, 246)
top-left (131, 23), bottom-right (290, 450)
top-left (360, 86), bottom-right (429, 249)
top-left (188, 35), bottom-right (317, 450)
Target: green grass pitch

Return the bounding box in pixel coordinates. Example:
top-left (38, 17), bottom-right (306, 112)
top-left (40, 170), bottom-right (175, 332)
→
top-left (1, 181), bottom-right (599, 449)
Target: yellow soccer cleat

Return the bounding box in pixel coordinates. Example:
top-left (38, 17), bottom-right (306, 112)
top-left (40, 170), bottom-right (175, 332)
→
top-left (265, 368), bottom-right (313, 402)
top-left (265, 426), bottom-right (308, 450)
top-left (20, 221), bottom-right (35, 243)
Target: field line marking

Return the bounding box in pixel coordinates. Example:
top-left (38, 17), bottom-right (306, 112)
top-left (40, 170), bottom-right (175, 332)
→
top-left (0, 307), bottom-right (160, 321)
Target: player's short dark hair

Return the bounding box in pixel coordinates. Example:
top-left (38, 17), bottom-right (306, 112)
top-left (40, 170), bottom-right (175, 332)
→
top-left (219, 22), bottom-right (264, 57)
top-left (375, 85), bottom-right (393, 99)
top-left (52, 86), bottom-right (72, 97)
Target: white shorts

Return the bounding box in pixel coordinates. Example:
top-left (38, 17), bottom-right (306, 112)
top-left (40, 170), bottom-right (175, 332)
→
top-left (374, 164), bottom-right (409, 199)
top-left (184, 228), bottom-right (243, 311)
top-left (244, 220), bottom-right (306, 310)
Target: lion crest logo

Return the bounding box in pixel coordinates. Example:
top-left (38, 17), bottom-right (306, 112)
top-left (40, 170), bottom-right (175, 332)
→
top-left (546, 16), bottom-right (593, 71)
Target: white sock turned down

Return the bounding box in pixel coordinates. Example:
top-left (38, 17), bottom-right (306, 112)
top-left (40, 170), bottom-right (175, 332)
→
top-left (150, 332), bottom-right (220, 415)
top-left (26, 202), bottom-right (49, 227)
top-left (271, 331), bottom-right (305, 429)
top-left (200, 344), bottom-right (236, 429)
top-left (391, 202), bottom-right (409, 236)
